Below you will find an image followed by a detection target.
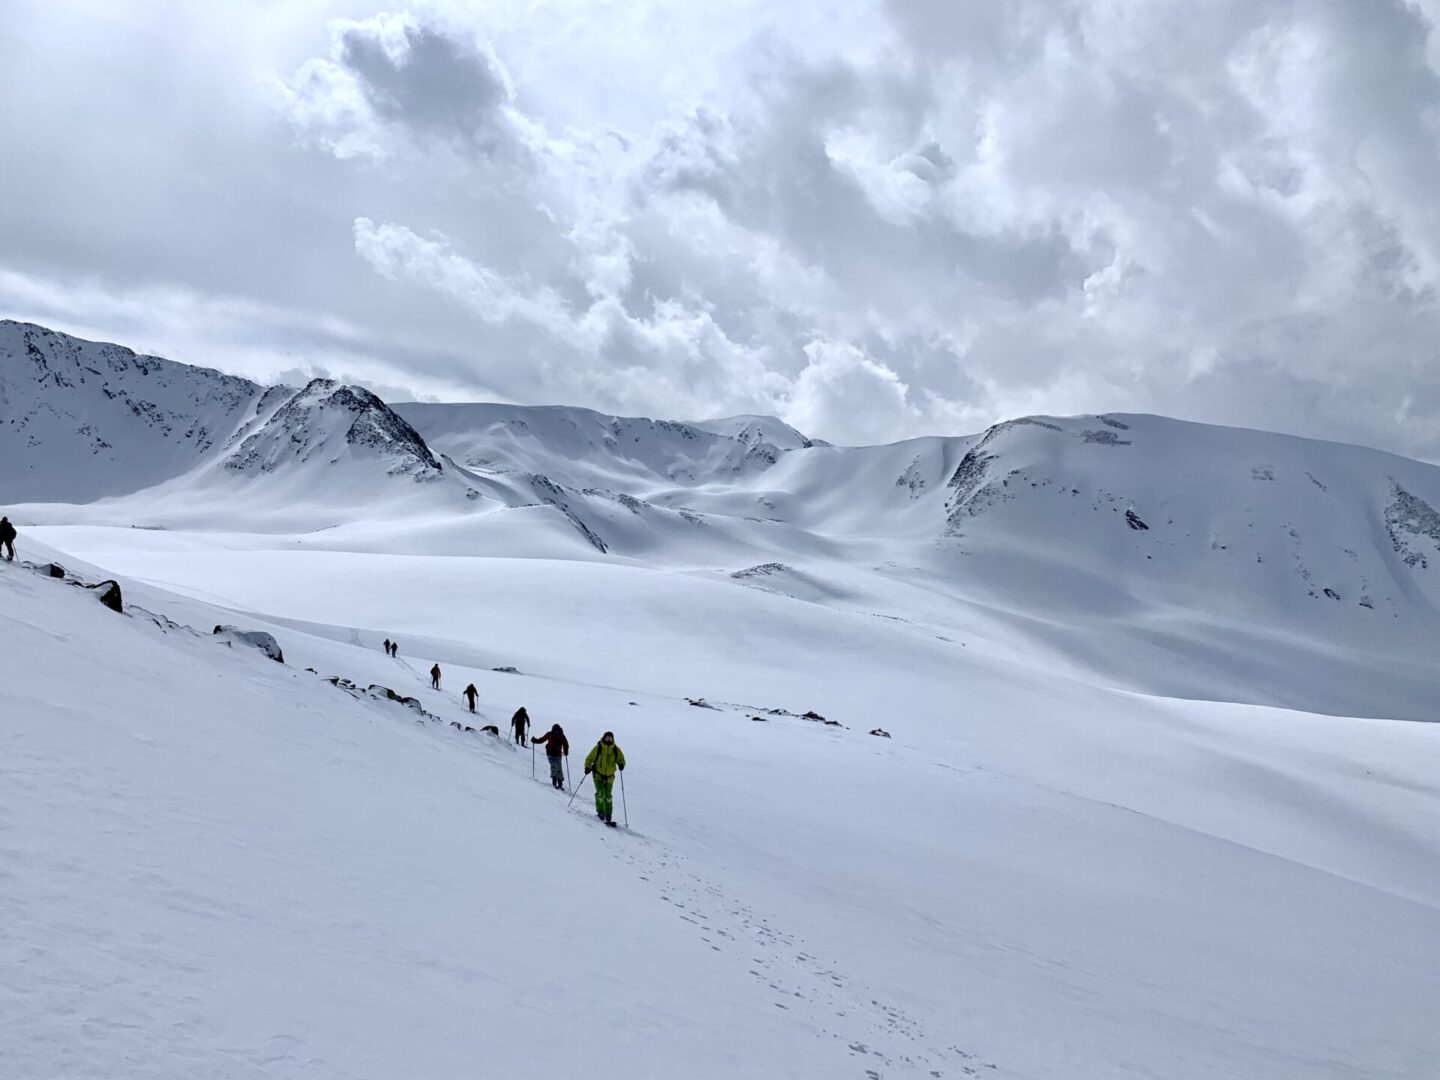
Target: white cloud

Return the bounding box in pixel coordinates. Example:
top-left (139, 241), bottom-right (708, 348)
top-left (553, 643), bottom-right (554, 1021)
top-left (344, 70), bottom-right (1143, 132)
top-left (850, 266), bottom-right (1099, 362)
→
top-left (2, 0), bottom-right (1439, 455)
top-left (785, 340), bottom-right (920, 446)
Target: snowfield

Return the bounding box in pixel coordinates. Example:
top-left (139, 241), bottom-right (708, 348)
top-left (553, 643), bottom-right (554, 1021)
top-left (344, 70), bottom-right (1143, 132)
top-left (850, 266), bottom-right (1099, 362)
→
top-left (4, 322), bottom-right (1440, 1079)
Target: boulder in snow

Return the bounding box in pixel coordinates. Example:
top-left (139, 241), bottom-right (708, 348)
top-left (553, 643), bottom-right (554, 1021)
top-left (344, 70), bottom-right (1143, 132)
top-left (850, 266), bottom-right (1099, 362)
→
top-left (869, 728), bottom-right (892, 738)
top-left (213, 625), bottom-right (284, 663)
top-left (91, 580), bottom-right (123, 613)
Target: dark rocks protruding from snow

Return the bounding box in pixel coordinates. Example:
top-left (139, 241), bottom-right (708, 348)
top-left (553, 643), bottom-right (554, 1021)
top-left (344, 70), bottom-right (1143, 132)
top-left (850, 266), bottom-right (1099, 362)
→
top-left (480, 724), bottom-right (500, 736)
top-left (1125, 509), bottom-right (1150, 531)
top-left (529, 474), bottom-right (608, 553)
top-left (869, 728), bottom-right (892, 738)
top-left (91, 580), bottom-right (123, 613)
top-left (1385, 482), bottom-right (1440, 570)
top-left (687, 697), bottom-right (719, 709)
top-left (801, 710), bottom-right (826, 721)
top-left (1083, 429), bottom-right (1131, 446)
top-left (731, 562), bottom-right (789, 580)
top-left (223, 379), bottom-right (442, 478)
top-left (213, 625), bottom-right (284, 663)
top-left (750, 715), bottom-right (767, 722)
top-left (42, 563), bottom-right (65, 578)
top-left (492, 665), bottom-right (520, 674)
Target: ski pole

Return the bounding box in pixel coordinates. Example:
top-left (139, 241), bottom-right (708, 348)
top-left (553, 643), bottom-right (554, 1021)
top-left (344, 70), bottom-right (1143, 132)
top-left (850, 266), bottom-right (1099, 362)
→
top-left (567, 771), bottom-right (589, 810)
top-left (531, 737), bottom-right (536, 780)
top-left (565, 756), bottom-right (572, 791)
top-left (619, 769), bottom-right (629, 829)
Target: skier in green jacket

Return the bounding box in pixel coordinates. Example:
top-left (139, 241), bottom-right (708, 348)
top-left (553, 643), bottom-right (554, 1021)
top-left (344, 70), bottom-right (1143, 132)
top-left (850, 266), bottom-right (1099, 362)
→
top-left (583, 731), bottom-right (626, 826)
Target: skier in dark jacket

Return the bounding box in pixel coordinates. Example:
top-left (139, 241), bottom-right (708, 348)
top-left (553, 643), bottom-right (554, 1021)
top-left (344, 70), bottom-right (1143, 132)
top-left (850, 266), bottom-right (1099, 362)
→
top-left (463, 683), bottom-right (478, 713)
top-left (511, 706), bottom-right (530, 746)
top-left (532, 723), bottom-right (570, 789)
top-left (0, 516), bottom-right (14, 561)
top-left (383, 638), bottom-right (392, 656)
top-left (430, 663), bottom-right (441, 690)
top-left (583, 731), bottom-right (626, 825)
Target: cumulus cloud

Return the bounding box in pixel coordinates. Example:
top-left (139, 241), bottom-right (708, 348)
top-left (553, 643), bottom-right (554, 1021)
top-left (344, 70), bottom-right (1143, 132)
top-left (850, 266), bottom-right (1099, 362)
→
top-left (2, 0), bottom-right (1439, 455)
top-left (276, 12), bottom-right (533, 163)
top-left (785, 341), bottom-right (921, 446)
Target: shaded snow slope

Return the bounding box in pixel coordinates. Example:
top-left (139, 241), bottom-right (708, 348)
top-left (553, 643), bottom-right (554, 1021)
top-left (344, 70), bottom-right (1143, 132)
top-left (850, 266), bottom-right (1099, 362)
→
top-left (3, 539), bottom-right (1439, 1080)
top-left (223, 379), bottom-right (441, 479)
top-left (0, 320), bottom-right (263, 502)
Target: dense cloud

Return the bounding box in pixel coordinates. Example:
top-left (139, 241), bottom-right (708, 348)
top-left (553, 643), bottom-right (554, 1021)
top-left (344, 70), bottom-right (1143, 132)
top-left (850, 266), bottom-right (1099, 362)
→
top-left (1, 1), bottom-right (1438, 454)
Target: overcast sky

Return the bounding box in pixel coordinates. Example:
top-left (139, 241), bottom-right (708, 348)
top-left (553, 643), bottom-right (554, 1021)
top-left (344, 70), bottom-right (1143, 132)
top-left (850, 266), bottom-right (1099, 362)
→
top-left (2, 0), bottom-right (1439, 454)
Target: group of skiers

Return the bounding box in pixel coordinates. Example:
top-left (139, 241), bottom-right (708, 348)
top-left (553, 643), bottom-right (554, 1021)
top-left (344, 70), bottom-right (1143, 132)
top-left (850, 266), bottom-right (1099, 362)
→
top-left (1, 516), bottom-right (16, 561)
top-left (387, 644), bottom-right (628, 826)
top-left (382, 639), bottom-right (399, 657)
top-left (505, 703), bottom-right (626, 824)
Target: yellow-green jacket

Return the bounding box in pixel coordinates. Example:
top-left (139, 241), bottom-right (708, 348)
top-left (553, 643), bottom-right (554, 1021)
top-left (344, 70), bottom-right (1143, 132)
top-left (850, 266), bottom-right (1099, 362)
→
top-left (584, 740), bottom-right (626, 779)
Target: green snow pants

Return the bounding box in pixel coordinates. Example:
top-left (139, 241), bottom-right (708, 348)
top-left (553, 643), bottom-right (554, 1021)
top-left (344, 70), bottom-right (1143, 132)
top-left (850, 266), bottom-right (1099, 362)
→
top-left (593, 774), bottom-right (614, 820)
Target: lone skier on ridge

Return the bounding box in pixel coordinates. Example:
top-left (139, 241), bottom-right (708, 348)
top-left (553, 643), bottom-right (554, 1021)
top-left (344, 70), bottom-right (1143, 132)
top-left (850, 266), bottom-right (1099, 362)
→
top-left (430, 663), bottom-right (441, 690)
top-left (511, 706), bottom-right (530, 746)
top-left (583, 731), bottom-right (625, 826)
top-left (463, 683), bottom-right (478, 713)
top-left (532, 723), bottom-right (570, 789)
top-left (0, 516), bottom-right (15, 561)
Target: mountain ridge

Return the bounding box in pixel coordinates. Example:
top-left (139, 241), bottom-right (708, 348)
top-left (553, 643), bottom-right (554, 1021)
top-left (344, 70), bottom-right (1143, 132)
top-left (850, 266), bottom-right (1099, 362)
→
top-left (7, 320), bottom-right (1440, 721)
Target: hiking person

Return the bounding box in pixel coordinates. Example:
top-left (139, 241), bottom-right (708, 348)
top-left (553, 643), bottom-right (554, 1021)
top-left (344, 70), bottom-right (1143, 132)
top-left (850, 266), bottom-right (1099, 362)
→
top-left (463, 683), bottom-right (478, 713)
top-left (511, 706), bottom-right (530, 746)
top-left (583, 731), bottom-right (626, 825)
top-left (532, 723), bottom-right (570, 789)
top-left (0, 516), bottom-right (15, 561)
top-left (391, 641), bottom-right (399, 657)
top-left (383, 638), bottom-right (392, 656)
top-left (430, 663), bottom-right (441, 690)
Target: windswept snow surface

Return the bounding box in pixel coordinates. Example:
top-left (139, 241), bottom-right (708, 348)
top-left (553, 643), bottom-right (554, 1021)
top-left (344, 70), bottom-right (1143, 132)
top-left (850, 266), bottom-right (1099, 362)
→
top-left (5, 322), bottom-right (1440, 1077)
top-left (3, 535), bottom-right (1440, 1080)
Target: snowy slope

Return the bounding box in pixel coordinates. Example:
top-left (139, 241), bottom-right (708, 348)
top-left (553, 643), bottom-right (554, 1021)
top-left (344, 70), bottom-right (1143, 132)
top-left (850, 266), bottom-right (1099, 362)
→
top-left (3, 541), bottom-right (1439, 1080)
top-left (7, 319), bottom-right (1440, 1077)
top-left (8, 321), bottom-right (1440, 721)
top-left (0, 320), bottom-right (264, 502)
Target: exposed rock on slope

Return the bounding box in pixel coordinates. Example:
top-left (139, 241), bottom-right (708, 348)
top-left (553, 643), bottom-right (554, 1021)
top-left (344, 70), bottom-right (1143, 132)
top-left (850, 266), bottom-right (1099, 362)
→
top-left (223, 380), bottom-right (441, 478)
top-left (0, 321), bottom-right (263, 502)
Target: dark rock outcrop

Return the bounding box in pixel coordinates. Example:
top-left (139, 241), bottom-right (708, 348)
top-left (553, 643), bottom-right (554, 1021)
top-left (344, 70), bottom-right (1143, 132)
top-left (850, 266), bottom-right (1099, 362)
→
top-left (91, 580), bottom-right (123, 613)
top-left (213, 625), bottom-right (284, 663)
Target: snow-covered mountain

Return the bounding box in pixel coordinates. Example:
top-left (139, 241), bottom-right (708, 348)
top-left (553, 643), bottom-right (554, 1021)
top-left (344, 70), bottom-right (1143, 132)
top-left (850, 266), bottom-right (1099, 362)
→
top-left (6, 320), bottom-right (1440, 719)
top-left (0, 319), bottom-right (264, 502)
top-left (223, 379), bottom-right (441, 479)
top-left (6, 323), bottom-right (1440, 1079)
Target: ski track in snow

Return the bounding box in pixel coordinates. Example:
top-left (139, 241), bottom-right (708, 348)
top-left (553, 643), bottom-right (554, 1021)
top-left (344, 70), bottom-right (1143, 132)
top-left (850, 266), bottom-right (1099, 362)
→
top-left (579, 811), bottom-right (998, 1079)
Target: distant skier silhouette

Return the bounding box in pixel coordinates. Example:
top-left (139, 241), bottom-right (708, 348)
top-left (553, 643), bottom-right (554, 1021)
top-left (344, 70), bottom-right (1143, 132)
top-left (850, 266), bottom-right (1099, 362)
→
top-left (511, 706), bottom-right (530, 746)
top-left (463, 683), bottom-right (478, 713)
top-left (383, 638), bottom-right (392, 656)
top-left (0, 516), bottom-right (15, 561)
top-left (430, 664), bottom-right (441, 690)
top-left (532, 723), bottom-right (570, 789)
